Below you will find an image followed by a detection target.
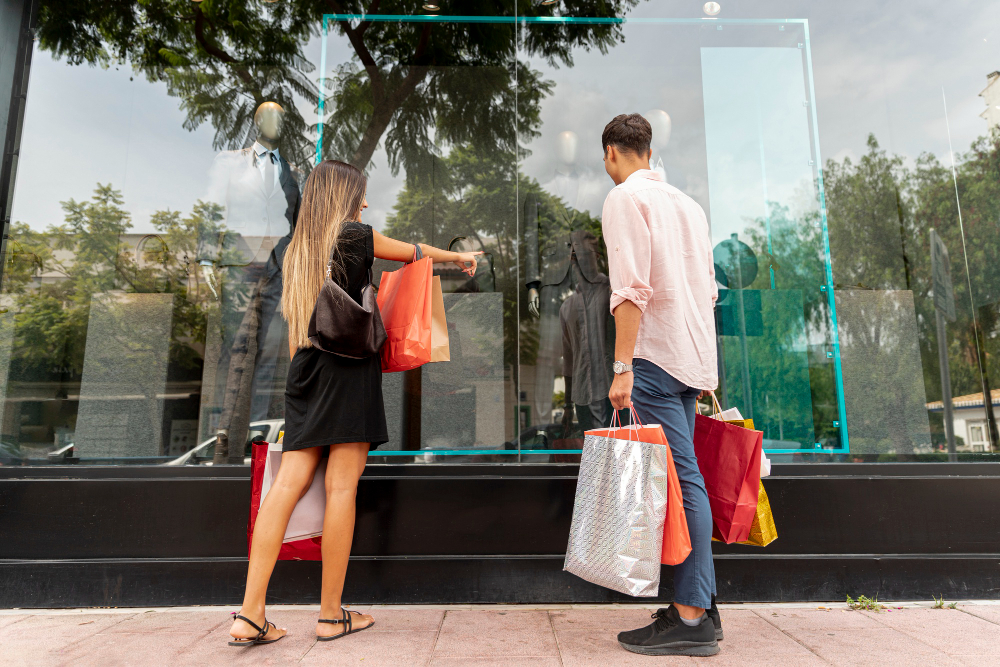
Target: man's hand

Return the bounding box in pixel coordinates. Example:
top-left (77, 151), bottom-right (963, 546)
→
top-left (609, 372), bottom-right (634, 411)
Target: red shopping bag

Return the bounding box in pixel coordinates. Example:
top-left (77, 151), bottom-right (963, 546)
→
top-left (249, 442), bottom-right (322, 560)
top-left (377, 257), bottom-right (433, 372)
top-left (586, 420), bottom-right (692, 566)
top-left (693, 414), bottom-right (763, 544)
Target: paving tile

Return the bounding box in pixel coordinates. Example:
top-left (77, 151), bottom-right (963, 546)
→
top-left (960, 606), bottom-right (1000, 627)
top-left (300, 629), bottom-right (438, 666)
top-left (100, 610), bottom-right (229, 634)
top-left (174, 615), bottom-right (317, 666)
top-left (0, 614), bottom-right (28, 629)
top-left (4, 614), bottom-right (137, 667)
top-left (364, 608), bottom-right (445, 633)
top-left (863, 607), bottom-right (1000, 657)
top-left (790, 628), bottom-right (960, 666)
top-left (762, 608), bottom-right (883, 632)
top-left (429, 659), bottom-right (563, 667)
top-left (53, 630), bottom-right (211, 667)
top-left (716, 610), bottom-right (823, 661)
top-left (433, 611), bottom-right (558, 658)
top-left (553, 628), bottom-right (697, 666)
top-left (549, 607), bottom-right (659, 630)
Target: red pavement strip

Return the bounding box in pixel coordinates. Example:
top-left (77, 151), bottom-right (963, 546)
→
top-left (2, 603), bottom-right (1000, 666)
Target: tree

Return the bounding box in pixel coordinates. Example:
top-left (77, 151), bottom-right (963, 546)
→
top-left (36, 0), bottom-right (640, 174)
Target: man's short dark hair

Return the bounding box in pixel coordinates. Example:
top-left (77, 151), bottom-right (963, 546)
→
top-left (602, 113), bottom-right (652, 156)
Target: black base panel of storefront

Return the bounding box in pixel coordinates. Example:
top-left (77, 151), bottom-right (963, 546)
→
top-left (2, 463), bottom-right (1000, 607)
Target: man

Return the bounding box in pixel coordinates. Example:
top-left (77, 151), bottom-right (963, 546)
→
top-left (600, 113), bottom-right (721, 657)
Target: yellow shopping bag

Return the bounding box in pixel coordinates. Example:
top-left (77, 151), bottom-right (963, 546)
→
top-left (712, 481), bottom-right (778, 547)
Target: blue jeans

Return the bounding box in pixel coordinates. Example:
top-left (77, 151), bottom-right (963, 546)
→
top-left (630, 358), bottom-right (716, 609)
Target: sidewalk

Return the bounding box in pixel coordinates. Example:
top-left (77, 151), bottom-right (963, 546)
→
top-left (4, 602), bottom-right (1000, 666)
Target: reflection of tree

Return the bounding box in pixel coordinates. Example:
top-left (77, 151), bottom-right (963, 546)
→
top-left (4, 185), bottom-right (225, 394)
top-left (382, 145), bottom-right (599, 370)
top-left (819, 133), bottom-right (1000, 452)
top-left (37, 0), bottom-right (639, 173)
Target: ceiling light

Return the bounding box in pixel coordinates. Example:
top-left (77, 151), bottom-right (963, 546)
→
top-left (422, 3), bottom-right (440, 10)
top-left (541, 0), bottom-right (559, 5)
top-left (703, 2), bottom-right (721, 16)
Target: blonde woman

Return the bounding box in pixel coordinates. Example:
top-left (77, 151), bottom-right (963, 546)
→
top-left (229, 160), bottom-right (480, 646)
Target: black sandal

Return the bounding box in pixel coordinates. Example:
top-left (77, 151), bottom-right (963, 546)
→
top-left (316, 607), bottom-right (375, 641)
top-left (227, 614), bottom-right (285, 646)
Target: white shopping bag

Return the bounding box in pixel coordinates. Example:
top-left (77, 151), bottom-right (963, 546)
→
top-left (261, 442), bottom-right (327, 542)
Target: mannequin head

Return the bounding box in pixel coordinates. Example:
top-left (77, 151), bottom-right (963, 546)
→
top-left (643, 109), bottom-right (672, 153)
top-left (254, 102), bottom-right (285, 149)
top-left (556, 131), bottom-right (579, 168)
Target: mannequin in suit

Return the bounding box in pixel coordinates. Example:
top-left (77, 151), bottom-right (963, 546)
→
top-left (200, 102), bottom-right (303, 459)
top-left (525, 131), bottom-right (613, 427)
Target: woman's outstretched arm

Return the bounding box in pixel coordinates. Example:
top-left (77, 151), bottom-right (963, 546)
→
top-left (372, 229), bottom-right (482, 276)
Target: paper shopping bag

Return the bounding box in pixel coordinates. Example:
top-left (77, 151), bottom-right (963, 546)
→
top-left (563, 418), bottom-right (670, 597)
top-left (742, 482), bottom-right (778, 547)
top-left (585, 422), bottom-right (691, 566)
top-left (249, 442), bottom-right (324, 560)
top-left (377, 257), bottom-right (433, 372)
top-left (429, 276), bottom-right (450, 362)
top-left (693, 413), bottom-right (763, 544)
top-left (712, 481), bottom-right (778, 547)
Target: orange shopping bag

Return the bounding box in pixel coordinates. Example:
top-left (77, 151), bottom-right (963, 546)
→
top-left (377, 256), bottom-right (434, 372)
top-left (587, 412), bottom-right (692, 566)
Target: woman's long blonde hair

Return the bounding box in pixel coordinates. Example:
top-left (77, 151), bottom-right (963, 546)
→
top-left (283, 160), bottom-right (367, 349)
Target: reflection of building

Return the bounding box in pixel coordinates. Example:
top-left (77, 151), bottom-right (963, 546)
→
top-left (979, 71), bottom-right (1000, 132)
top-left (926, 391), bottom-right (999, 453)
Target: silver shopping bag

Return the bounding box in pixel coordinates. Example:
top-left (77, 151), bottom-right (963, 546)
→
top-left (563, 427), bottom-right (669, 597)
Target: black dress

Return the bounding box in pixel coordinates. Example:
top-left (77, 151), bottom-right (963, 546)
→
top-left (283, 222), bottom-right (388, 450)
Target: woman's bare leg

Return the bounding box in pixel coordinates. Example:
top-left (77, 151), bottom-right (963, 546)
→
top-left (316, 441), bottom-right (372, 638)
top-left (230, 447), bottom-right (323, 642)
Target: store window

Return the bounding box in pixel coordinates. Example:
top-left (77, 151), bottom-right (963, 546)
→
top-left (2, 1), bottom-right (1000, 465)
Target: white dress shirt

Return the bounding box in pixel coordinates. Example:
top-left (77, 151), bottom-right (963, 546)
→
top-left (252, 141), bottom-right (283, 190)
top-left (602, 169), bottom-right (719, 390)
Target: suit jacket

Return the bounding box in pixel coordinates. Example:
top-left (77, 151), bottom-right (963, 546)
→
top-left (199, 147), bottom-right (301, 266)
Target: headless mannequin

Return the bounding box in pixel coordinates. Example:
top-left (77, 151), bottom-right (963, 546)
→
top-left (525, 130), bottom-right (613, 427)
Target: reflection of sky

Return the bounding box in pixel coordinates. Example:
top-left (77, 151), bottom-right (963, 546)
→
top-left (10, 1), bottom-right (1000, 234)
top-left (701, 46), bottom-right (814, 245)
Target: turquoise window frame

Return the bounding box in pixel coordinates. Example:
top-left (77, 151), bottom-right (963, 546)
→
top-left (317, 13), bottom-right (849, 456)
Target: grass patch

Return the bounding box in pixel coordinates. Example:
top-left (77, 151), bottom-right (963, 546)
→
top-left (846, 594), bottom-right (886, 612)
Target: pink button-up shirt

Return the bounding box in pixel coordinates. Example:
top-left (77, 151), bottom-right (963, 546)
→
top-left (602, 169), bottom-right (719, 390)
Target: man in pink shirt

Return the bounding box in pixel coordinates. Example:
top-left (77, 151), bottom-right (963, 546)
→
top-left (600, 114), bottom-right (721, 657)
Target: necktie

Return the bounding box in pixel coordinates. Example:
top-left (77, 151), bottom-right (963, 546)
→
top-left (263, 151), bottom-right (275, 196)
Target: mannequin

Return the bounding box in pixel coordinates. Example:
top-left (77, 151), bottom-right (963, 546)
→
top-left (200, 101), bottom-right (300, 291)
top-left (644, 109), bottom-right (672, 183)
top-left (524, 130), bottom-right (613, 427)
top-left (200, 101), bottom-right (303, 461)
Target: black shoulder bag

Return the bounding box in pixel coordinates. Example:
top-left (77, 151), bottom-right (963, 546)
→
top-left (307, 249), bottom-right (387, 358)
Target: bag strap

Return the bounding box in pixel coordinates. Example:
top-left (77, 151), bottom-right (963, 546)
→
top-left (709, 391), bottom-right (723, 418)
top-left (408, 244), bottom-right (423, 263)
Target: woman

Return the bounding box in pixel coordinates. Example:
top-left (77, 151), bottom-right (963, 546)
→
top-left (229, 160), bottom-right (480, 646)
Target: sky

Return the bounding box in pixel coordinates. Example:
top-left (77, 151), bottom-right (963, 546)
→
top-left (8, 0), bottom-right (1000, 238)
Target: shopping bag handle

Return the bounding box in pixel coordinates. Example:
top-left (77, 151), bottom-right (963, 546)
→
top-left (609, 402), bottom-right (643, 441)
top-left (708, 391), bottom-right (723, 418)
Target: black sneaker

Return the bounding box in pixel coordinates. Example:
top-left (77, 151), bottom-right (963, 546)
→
top-left (707, 595), bottom-right (723, 641)
top-left (617, 604), bottom-right (720, 657)
top-left (654, 597), bottom-right (723, 642)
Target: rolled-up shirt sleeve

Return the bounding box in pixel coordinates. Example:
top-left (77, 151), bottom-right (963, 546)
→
top-left (602, 188), bottom-right (653, 314)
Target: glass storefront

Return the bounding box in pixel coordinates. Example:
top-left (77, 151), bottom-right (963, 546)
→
top-left (3, 0), bottom-right (1000, 465)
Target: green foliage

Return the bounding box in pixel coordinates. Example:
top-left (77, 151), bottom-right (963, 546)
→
top-left (846, 594), bottom-right (886, 612)
top-left (4, 184), bottom-right (222, 383)
top-left (35, 0), bottom-right (640, 175)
